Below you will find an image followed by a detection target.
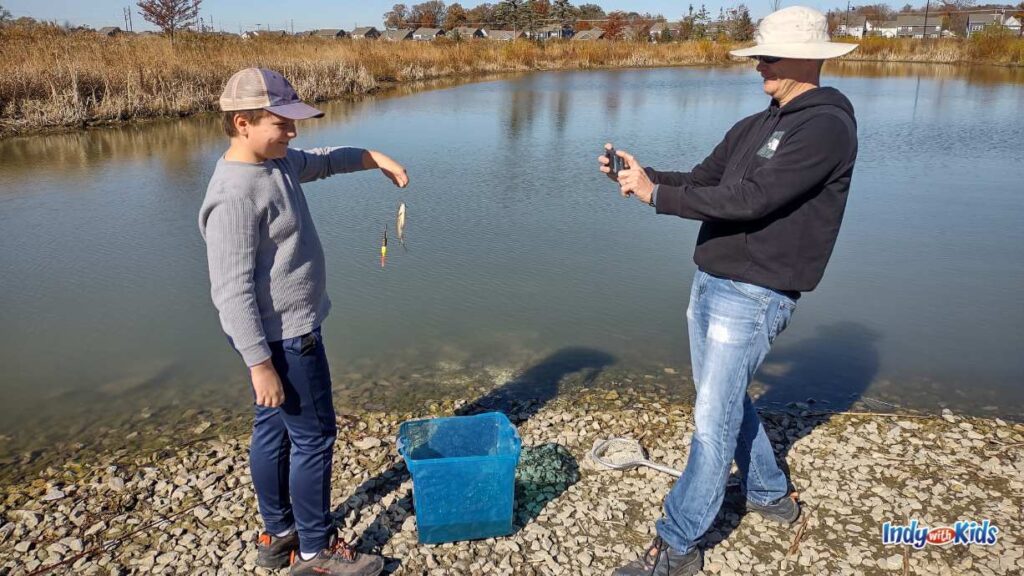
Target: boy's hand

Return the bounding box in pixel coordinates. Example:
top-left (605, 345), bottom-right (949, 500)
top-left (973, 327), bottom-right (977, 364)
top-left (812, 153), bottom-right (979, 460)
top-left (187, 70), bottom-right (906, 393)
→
top-left (250, 359), bottom-right (285, 407)
top-left (365, 150), bottom-right (409, 188)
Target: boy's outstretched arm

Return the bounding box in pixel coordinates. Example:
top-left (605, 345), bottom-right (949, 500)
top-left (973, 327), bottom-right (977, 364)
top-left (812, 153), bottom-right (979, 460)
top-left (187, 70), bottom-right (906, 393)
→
top-left (361, 150), bottom-right (409, 188)
top-left (288, 148), bottom-right (409, 188)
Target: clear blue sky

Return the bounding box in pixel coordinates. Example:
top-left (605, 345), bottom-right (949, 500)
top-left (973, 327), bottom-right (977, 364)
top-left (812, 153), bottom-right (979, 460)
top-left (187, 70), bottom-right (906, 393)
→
top-left (3, 1), bottom-right (838, 32)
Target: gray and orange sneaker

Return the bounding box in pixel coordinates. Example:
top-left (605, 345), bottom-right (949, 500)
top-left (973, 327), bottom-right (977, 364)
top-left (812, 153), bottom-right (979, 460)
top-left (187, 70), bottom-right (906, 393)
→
top-left (257, 530), bottom-right (300, 569)
top-left (289, 535), bottom-right (384, 576)
top-left (613, 536), bottom-right (703, 576)
top-left (746, 492), bottom-right (801, 525)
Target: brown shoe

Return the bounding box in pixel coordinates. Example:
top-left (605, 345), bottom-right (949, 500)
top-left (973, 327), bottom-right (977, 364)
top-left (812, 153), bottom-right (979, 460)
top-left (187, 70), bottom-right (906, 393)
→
top-left (289, 535), bottom-right (384, 576)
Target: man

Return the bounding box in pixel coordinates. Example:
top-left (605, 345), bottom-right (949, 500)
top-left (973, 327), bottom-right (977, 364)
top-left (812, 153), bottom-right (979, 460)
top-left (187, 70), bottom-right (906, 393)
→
top-left (600, 7), bottom-right (859, 575)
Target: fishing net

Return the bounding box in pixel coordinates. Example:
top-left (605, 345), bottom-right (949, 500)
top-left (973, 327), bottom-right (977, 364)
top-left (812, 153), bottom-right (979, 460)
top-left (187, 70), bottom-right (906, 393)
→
top-left (589, 437), bottom-right (681, 477)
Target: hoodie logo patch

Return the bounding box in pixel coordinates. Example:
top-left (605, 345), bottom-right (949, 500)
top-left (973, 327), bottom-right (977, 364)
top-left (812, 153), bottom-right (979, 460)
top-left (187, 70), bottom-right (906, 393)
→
top-left (757, 131), bottom-right (785, 159)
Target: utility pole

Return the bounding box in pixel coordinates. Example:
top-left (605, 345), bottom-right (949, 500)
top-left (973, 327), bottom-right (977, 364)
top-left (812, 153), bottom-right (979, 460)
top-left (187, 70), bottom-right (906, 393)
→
top-left (128, 6), bottom-right (133, 31)
top-left (123, 7), bottom-right (129, 31)
top-left (844, 0), bottom-right (851, 34)
top-left (922, 0), bottom-right (931, 42)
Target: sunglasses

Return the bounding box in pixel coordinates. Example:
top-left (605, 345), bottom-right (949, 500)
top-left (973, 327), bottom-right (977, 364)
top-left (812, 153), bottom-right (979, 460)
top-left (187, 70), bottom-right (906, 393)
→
top-left (751, 55), bottom-right (783, 64)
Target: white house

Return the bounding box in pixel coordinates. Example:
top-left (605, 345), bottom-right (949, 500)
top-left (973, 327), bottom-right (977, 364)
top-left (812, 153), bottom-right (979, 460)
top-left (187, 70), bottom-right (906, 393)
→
top-left (967, 12), bottom-right (1022, 37)
top-left (870, 20), bottom-right (898, 38)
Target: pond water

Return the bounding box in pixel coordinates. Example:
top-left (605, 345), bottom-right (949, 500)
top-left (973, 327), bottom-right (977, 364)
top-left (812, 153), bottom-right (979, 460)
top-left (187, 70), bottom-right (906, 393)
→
top-left (1, 61), bottom-right (1022, 459)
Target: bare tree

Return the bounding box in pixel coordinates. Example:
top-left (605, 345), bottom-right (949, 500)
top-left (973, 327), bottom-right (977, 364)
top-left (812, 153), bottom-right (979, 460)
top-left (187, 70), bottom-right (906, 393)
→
top-left (384, 3), bottom-right (409, 29)
top-left (0, 3), bottom-right (12, 24)
top-left (769, 0), bottom-right (782, 12)
top-left (136, 0), bottom-right (201, 41)
top-left (409, 0), bottom-right (447, 28)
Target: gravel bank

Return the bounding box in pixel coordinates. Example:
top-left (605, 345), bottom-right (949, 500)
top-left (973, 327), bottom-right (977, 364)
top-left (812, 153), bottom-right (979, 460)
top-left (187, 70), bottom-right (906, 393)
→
top-left (1, 388), bottom-right (1021, 575)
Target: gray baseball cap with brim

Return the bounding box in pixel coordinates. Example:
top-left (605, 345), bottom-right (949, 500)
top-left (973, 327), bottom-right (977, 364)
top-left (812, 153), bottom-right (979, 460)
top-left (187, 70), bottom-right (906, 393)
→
top-left (219, 67), bottom-right (324, 120)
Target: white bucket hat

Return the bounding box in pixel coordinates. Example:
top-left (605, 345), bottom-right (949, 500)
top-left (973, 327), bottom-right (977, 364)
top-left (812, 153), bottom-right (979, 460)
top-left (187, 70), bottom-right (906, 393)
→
top-left (730, 6), bottom-right (858, 60)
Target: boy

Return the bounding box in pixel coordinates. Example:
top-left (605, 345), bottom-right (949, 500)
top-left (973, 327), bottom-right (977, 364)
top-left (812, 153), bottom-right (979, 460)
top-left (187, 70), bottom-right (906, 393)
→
top-left (199, 68), bottom-right (408, 576)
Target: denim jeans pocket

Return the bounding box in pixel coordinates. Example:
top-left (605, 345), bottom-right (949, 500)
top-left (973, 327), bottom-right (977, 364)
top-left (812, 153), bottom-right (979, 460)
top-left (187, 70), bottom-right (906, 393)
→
top-left (728, 279), bottom-right (771, 303)
top-left (768, 300), bottom-right (796, 344)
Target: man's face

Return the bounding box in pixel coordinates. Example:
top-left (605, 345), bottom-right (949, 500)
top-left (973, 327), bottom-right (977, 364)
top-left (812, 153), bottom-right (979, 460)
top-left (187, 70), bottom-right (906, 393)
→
top-left (240, 112), bottom-right (296, 161)
top-left (755, 57), bottom-right (821, 102)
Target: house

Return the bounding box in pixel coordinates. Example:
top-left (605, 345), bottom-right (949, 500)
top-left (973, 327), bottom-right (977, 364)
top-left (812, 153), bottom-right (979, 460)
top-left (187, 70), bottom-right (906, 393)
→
top-left (312, 29), bottom-right (347, 39)
top-left (412, 27), bottom-right (445, 40)
top-left (572, 29), bottom-right (605, 41)
top-left (649, 21), bottom-right (681, 40)
top-left (97, 26), bottom-right (122, 37)
top-left (896, 14), bottom-right (941, 38)
top-left (837, 16), bottom-right (872, 38)
top-left (450, 26), bottom-right (485, 39)
top-left (1007, 15), bottom-right (1023, 35)
top-left (350, 27), bottom-right (380, 39)
top-left (380, 28), bottom-right (414, 41)
top-left (869, 20), bottom-right (898, 38)
top-left (705, 21), bottom-right (729, 39)
top-left (620, 25), bottom-right (649, 41)
top-left (967, 12), bottom-right (1022, 37)
top-left (531, 24), bottom-right (573, 40)
top-left (486, 29), bottom-right (524, 41)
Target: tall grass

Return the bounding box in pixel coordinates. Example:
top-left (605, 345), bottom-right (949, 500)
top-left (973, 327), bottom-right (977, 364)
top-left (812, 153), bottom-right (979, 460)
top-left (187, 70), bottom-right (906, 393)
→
top-left (0, 25), bottom-right (1020, 137)
top-left (0, 26), bottom-right (733, 136)
top-left (847, 34), bottom-right (1024, 65)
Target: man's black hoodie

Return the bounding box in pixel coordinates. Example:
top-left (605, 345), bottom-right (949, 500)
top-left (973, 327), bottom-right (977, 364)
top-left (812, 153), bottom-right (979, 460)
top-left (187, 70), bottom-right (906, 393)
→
top-left (649, 87), bottom-right (858, 293)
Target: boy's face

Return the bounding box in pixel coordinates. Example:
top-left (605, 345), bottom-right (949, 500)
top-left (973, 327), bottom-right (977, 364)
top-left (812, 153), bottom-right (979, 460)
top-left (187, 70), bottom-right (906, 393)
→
top-left (238, 112), bottom-right (296, 161)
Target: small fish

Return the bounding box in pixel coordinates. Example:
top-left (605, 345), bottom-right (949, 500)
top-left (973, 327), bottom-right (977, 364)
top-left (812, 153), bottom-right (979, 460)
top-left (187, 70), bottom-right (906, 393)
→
top-left (396, 202), bottom-right (407, 251)
top-left (380, 225), bottom-right (388, 268)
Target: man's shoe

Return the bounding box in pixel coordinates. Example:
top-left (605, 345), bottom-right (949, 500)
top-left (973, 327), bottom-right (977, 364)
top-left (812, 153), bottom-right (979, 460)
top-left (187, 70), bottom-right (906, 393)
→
top-left (746, 492), bottom-right (801, 524)
top-left (256, 530), bottom-right (300, 569)
top-left (289, 535), bottom-right (384, 576)
top-left (612, 536), bottom-right (703, 576)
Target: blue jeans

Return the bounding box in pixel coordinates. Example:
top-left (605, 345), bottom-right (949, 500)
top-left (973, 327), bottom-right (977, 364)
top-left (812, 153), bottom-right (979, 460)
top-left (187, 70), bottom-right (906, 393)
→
top-left (249, 327), bottom-right (337, 554)
top-left (656, 270), bottom-right (796, 553)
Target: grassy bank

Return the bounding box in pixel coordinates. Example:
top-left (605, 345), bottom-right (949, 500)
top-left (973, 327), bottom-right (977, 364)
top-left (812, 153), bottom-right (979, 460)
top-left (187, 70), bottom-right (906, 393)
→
top-left (1, 26), bottom-right (1022, 137)
top-left (0, 27), bottom-right (731, 137)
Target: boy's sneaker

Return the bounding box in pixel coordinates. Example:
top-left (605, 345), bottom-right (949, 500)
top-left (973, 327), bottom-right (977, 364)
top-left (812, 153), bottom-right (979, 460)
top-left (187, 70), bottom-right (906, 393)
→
top-left (289, 535), bottom-right (384, 576)
top-left (613, 536), bottom-right (703, 576)
top-left (257, 530), bottom-right (300, 569)
top-left (746, 492), bottom-right (801, 524)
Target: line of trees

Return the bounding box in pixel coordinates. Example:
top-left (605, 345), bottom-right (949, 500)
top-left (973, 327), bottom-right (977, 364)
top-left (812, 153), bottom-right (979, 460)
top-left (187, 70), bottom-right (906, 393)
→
top-left (384, 1), bottom-right (606, 31)
top-left (382, 1), bottom-right (755, 41)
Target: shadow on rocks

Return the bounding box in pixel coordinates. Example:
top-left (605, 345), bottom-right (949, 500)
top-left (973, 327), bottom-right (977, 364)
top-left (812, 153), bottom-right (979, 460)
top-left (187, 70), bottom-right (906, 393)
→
top-left (703, 321), bottom-right (881, 548)
top-left (333, 347), bottom-right (615, 573)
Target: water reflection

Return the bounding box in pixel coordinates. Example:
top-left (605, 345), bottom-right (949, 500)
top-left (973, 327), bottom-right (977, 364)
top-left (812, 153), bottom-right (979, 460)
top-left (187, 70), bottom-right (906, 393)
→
top-left (827, 60), bottom-right (1024, 85)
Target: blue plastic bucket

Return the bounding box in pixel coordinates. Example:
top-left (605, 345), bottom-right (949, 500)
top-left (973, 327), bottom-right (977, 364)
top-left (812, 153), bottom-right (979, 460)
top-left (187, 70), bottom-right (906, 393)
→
top-left (397, 412), bottom-right (521, 544)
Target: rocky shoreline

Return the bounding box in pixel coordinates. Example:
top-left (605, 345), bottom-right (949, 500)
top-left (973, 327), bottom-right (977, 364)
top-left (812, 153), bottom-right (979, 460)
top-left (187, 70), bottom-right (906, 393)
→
top-left (1, 386), bottom-right (1021, 575)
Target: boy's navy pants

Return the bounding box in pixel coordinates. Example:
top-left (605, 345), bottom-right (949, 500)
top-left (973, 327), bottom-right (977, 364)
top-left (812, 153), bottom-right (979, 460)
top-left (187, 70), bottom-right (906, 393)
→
top-left (250, 327), bottom-right (337, 554)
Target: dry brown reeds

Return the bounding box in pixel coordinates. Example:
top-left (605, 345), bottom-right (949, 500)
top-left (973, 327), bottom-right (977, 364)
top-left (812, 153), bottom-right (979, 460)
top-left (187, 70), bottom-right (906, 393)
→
top-left (0, 25), bottom-right (1020, 137)
top-left (0, 26), bottom-right (733, 136)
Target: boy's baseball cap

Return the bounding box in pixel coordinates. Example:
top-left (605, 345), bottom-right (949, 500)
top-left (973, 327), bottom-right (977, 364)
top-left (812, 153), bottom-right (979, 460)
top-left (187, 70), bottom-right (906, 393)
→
top-left (219, 68), bottom-right (324, 120)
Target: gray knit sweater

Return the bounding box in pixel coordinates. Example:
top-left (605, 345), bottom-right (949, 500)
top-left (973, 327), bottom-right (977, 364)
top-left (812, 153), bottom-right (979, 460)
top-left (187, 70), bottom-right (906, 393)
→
top-left (199, 147), bottom-right (365, 366)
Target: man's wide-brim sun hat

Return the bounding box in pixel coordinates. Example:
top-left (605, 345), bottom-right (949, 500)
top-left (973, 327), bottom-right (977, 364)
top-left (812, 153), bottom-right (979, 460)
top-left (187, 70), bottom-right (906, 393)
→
top-left (730, 6), bottom-right (858, 60)
top-left (219, 68), bottom-right (324, 120)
